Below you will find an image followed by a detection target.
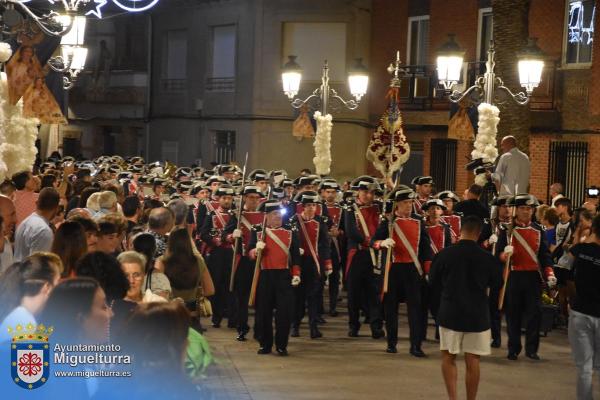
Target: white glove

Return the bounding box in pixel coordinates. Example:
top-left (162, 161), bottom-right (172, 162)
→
top-left (232, 229), bottom-right (242, 238)
top-left (503, 245), bottom-right (514, 256)
top-left (488, 234), bottom-right (498, 245)
top-left (256, 241), bottom-right (266, 250)
top-left (380, 238), bottom-right (396, 248)
top-left (299, 248), bottom-right (305, 256)
top-left (291, 276), bottom-right (301, 286)
top-left (547, 275), bottom-right (557, 289)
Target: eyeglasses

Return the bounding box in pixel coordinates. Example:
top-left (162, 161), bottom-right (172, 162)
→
top-left (126, 272), bottom-right (143, 280)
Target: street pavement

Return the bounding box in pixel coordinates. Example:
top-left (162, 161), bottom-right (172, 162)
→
top-left (199, 302), bottom-right (589, 400)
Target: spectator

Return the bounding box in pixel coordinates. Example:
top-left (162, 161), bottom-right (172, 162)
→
top-left (114, 302), bottom-right (199, 398)
top-left (489, 135), bottom-right (530, 195)
top-left (542, 207), bottom-right (560, 252)
top-left (0, 253), bottom-right (62, 342)
top-left (40, 277), bottom-right (113, 344)
top-left (454, 184), bottom-right (489, 220)
top-left (168, 198), bottom-right (189, 229)
top-left (94, 190), bottom-right (118, 219)
top-left (162, 228), bottom-right (214, 303)
top-left (0, 179), bottom-right (16, 200)
top-left (117, 251), bottom-right (146, 303)
top-left (0, 216), bottom-right (13, 273)
top-left (14, 187), bottom-right (60, 262)
top-left (0, 194), bottom-right (16, 241)
top-left (550, 182), bottom-right (565, 207)
top-left (147, 207), bottom-right (174, 258)
top-left (75, 251), bottom-right (135, 336)
top-left (40, 173), bottom-right (58, 189)
top-left (79, 186), bottom-right (100, 210)
top-left (69, 215), bottom-right (99, 252)
top-left (132, 233), bottom-right (172, 299)
top-left (12, 170), bottom-right (39, 227)
top-left (429, 216), bottom-right (502, 400)
top-left (568, 214), bottom-right (600, 400)
top-left (122, 195), bottom-right (142, 235)
top-left (535, 204), bottom-right (550, 225)
top-left (95, 218), bottom-right (122, 255)
top-left (51, 221), bottom-right (88, 278)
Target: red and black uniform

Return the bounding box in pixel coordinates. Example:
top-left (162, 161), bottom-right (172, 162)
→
top-left (325, 202), bottom-right (345, 315)
top-left (497, 221), bottom-right (554, 356)
top-left (249, 225), bottom-right (301, 352)
top-left (290, 213), bottom-right (332, 334)
top-left (195, 198), bottom-right (220, 253)
top-left (200, 206), bottom-right (234, 327)
top-left (344, 201), bottom-right (383, 335)
top-left (412, 196), bottom-right (430, 215)
top-left (441, 213), bottom-right (461, 244)
top-left (372, 215), bottom-right (432, 350)
top-left (225, 210), bottom-right (265, 337)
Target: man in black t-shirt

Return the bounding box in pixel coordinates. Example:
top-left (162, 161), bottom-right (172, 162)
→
top-left (430, 216), bottom-right (502, 400)
top-left (569, 214), bottom-right (600, 400)
top-left (454, 184), bottom-right (489, 220)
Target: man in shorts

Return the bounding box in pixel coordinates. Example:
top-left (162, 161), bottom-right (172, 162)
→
top-left (429, 216), bottom-right (502, 400)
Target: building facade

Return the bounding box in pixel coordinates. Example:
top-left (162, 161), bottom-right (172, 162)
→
top-left (61, 0), bottom-right (372, 181)
top-left (370, 0), bottom-right (600, 206)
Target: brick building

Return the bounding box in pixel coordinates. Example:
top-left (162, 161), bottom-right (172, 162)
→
top-left (369, 0), bottom-right (600, 206)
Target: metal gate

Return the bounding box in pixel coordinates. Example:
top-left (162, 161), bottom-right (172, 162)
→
top-left (548, 141), bottom-right (588, 207)
top-left (430, 139), bottom-right (457, 192)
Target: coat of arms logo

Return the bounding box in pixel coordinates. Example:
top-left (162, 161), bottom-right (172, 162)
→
top-left (8, 323), bottom-right (53, 390)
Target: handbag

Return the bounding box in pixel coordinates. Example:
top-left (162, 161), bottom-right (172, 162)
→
top-left (196, 286), bottom-right (213, 318)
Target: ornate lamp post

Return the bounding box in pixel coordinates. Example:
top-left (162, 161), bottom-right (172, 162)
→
top-left (281, 55), bottom-right (369, 113)
top-left (436, 35), bottom-right (545, 105)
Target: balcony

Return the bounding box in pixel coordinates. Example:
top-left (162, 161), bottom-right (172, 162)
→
top-left (205, 77), bottom-right (235, 93)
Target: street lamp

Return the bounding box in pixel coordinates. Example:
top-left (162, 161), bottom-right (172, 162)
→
top-left (436, 36), bottom-right (545, 105)
top-left (48, 14), bottom-right (88, 89)
top-left (281, 55), bottom-right (369, 113)
top-left (436, 34), bottom-right (465, 91)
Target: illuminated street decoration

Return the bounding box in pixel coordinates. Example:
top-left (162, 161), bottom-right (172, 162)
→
top-left (568, 0), bottom-right (595, 44)
top-left (87, 0), bottom-right (160, 18)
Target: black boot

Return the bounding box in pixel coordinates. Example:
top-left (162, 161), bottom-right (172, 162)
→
top-left (310, 325), bottom-right (322, 339)
top-left (410, 344), bottom-right (426, 358)
top-left (290, 325), bottom-right (300, 337)
top-left (236, 331), bottom-right (247, 342)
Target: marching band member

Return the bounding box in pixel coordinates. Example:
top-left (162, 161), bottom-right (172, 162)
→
top-left (411, 176), bottom-right (434, 215)
top-left (225, 186), bottom-right (265, 341)
top-left (248, 200), bottom-right (302, 356)
top-left (289, 191), bottom-right (332, 339)
top-left (200, 185), bottom-right (236, 329)
top-left (344, 177), bottom-right (385, 339)
top-left (372, 186), bottom-right (432, 356)
top-left (497, 194), bottom-right (556, 361)
top-left (437, 190), bottom-right (462, 243)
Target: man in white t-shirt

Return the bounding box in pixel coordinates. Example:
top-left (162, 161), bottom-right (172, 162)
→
top-left (550, 183), bottom-right (565, 207)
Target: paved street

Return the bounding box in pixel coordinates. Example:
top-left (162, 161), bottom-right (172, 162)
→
top-left (199, 302), bottom-right (590, 400)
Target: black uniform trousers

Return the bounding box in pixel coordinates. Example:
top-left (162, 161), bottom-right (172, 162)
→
top-left (505, 271), bottom-right (542, 355)
top-left (255, 269), bottom-right (293, 350)
top-left (234, 255), bottom-right (254, 334)
top-left (207, 247), bottom-right (235, 326)
top-left (347, 249), bottom-right (383, 333)
top-left (293, 256), bottom-right (321, 329)
top-left (385, 263), bottom-right (424, 347)
top-left (328, 240), bottom-right (342, 313)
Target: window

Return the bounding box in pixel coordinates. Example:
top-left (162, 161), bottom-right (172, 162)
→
top-left (565, 0), bottom-right (595, 65)
top-left (162, 29), bottom-right (187, 80)
top-left (477, 8), bottom-right (493, 63)
top-left (282, 23), bottom-right (347, 81)
top-left (214, 131), bottom-right (236, 164)
top-left (207, 25), bottom-right (236, 92)
top-left (407, 16), bottom-right (429, 65)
